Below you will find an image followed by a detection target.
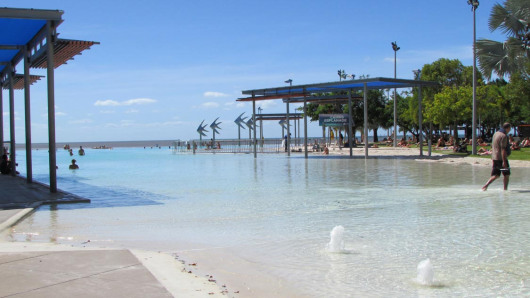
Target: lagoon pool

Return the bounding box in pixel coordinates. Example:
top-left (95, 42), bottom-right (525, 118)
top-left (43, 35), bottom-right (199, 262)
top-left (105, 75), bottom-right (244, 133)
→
top-left (8, 148), bottom-right (530, 297)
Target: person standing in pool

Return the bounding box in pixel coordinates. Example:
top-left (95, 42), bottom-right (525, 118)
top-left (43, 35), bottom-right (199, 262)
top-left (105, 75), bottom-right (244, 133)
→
top-left (482, 123), bottom-right (511, 191)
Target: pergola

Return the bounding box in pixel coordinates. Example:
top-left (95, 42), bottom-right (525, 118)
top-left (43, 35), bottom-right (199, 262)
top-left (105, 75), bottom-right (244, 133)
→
top-left (0, 7), bottom-right (98, 192)
top-left (239, 77), bottom-right (439, 158)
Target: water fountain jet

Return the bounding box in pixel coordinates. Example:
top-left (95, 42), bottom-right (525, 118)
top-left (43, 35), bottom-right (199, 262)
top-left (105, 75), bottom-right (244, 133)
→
top-left (416, 258), bottom-right (434, 285)
top-left (326, 225), bottom-right (345, 253)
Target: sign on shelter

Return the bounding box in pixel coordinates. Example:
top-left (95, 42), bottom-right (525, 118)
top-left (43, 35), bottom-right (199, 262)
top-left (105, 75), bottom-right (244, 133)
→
top-left (319, 114), bottom-right (350, 127)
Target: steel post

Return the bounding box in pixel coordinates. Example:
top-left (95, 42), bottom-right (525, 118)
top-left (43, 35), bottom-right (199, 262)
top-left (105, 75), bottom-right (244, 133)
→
top-left (286, 100), bottom-right (290, 156)
top-left (8, 65), bottom-right (16, 176)
top-left (24, 46), bottom-right (32, 183)
top-left (364, 83), bottom-right (368, 158)
top-left (46, 21), bottom-right (57, 192)
top-left (418, 86), bottom-right (423, 156)
top-left (0, 84), bottom-right (3, 155)
top-left (252, 94), bottom-right (257, 158)
top-left (393, 50), bottom-right (397, 148)
top-left (348, 91), bottom-right (353, 157)
top-left (471, 7), bottom-right (478, 155)
top-left (303, 90), bottom-right (308, 159)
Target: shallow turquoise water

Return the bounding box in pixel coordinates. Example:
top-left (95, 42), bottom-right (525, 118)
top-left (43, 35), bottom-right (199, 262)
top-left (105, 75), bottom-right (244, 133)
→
top-left (10, 148), bottom-right (530, 297)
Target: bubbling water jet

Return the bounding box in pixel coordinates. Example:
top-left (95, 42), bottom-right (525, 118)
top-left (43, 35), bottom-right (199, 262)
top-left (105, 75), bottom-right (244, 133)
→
top-left (416, 258), bottom-right (434, 285)
top-left (326, 225), bottom-right (345, 253)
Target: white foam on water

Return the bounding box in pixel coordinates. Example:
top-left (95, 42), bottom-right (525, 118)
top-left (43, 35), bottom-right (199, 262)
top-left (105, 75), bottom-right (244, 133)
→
top-left (416, 258), bottom-right (435, 286)
top-left (326, 225), bottom-right (345, 253)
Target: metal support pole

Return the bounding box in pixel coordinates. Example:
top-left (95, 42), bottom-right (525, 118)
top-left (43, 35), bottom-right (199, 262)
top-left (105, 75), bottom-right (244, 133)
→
top-left (286, 100), bottom-right (290, 156)
top-left (0, 86), bottom-right (3, 155)
top-left (8, 66), bottom-right (16, 176)
top-left (293, 118), bottom-right (294, 147)
top-left (303, 89), bottom-right (308, 158)
top-left (24, 46), bottom-right (32, 183)
top-left (471, 6), bottom-right (478, 155)
top-left (252, 94), bottom-right (257, 158)
top-left (364, 83), bottom-right (368, 158)
top-left (428, 122), bottom-right (432, 157)
top-left (393, 50), bottom-right (397, 148)
top-left (348, 91), bottom-right (353, 158)
top-left (297, 118), bottom-right (300, 147)
top-left (418, 86), bottom-right (423, 156)
top-left (46, 21), bottom-right (57, 192)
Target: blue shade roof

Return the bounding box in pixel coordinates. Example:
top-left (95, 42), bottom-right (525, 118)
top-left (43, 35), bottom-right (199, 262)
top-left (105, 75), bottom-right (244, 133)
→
top-left (0, 7), bottom-right (64, 78)
top-left (239, 77), bottom-right (439, 101)
top-left (0, 18), bottom-right (47, 45)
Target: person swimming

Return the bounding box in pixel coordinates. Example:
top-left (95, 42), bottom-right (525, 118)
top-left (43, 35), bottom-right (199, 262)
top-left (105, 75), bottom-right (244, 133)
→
top-left (69, 159), bottom-right (79, 170)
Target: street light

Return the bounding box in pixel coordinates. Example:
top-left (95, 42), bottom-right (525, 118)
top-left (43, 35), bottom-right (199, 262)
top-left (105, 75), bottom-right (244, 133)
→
top-left (468, 0), bottom-right (479, 155)
top-left (391, 41), bottom-right (400, 147)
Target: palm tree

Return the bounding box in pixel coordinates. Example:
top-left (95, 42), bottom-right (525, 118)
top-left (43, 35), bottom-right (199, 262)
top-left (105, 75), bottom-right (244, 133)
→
top-left (476, 0), bottom-right (530, 80)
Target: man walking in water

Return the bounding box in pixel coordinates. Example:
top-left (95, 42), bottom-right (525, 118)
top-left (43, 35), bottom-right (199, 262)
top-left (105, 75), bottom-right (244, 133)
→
top-left (482, 123), bottom-right (511, 191)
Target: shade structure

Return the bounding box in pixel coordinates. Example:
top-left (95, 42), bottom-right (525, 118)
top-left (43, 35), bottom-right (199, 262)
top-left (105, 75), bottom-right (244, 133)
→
top-left (240, 77), bottom-right (439, 159)
top-left (240, 77), bottom-right (438, 99)
top-left (1, 74), bottom-right (43, 90)
top-left (0, 7), bottom-right (98, 192)
top-left (31, 39), bottom-right (99, 69)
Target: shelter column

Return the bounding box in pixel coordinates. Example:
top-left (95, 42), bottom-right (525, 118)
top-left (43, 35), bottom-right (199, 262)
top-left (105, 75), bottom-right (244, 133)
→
top-left (0, 85), bottom-right (3, 155)
top-left (24, 46), bottom-right (32, 183)
top-left (303, 88), bottom-right (308, 159)
top-left (8, 65), bottom-right (16, 176)
top-left (252, 93), bottom-right (257, 158)
top-left (363, 83), bottom-right (368, 158)
top-left (286, 99), bottom-right (290, 156)
top-left (348, 91), bottom-right (353, 158)
top-left (46, 21), bottom-right (57, 192)
top-left (418, 86), bottom-right (423, 156)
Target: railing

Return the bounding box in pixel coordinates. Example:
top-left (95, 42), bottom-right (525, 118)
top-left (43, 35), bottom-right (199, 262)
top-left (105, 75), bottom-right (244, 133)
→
top-left (172, 138), bottom-right (328, 154)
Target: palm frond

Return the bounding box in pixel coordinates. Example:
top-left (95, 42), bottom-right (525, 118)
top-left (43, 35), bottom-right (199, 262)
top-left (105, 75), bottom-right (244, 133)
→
top-left (489, 0), bottom-right (530, 38)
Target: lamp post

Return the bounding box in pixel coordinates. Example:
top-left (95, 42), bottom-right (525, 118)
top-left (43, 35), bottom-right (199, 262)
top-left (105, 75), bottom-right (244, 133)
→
top-left (468, 0), bottom-right (479, 155)
top-left (392, 41), bottom-right (400, 147)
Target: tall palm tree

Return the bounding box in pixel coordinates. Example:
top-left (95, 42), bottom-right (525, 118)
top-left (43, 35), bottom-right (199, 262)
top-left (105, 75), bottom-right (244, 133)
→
top-left (476, 0), bottom-right (530, 80)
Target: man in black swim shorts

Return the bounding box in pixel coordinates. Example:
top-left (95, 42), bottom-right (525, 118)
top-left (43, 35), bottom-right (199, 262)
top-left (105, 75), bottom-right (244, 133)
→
top-left (482, 123), bottom-right (511, 191)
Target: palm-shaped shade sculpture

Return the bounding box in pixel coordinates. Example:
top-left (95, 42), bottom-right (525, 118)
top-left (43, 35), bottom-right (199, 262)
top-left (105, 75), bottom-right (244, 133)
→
top-left (476, 0), bottom-right (530, 79)
top-left (210, 117), bottom-right (222, 145)
top-left (197, 120), bottom-right (208, 144)
top-left (234, 113), bottom-right (247, 146)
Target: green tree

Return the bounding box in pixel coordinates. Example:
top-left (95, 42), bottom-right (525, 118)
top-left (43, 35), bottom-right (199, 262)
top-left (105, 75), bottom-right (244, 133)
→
top-left (476, 0), bottom-right (530, 80)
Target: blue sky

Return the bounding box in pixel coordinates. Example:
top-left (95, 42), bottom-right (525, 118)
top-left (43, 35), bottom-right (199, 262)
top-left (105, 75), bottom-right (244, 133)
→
top-left (4, 0), bottom-right (504, 142)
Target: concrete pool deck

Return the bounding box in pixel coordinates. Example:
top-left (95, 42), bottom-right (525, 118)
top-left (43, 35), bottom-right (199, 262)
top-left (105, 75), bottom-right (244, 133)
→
top-left (0, 175), bottom-right (225, 297)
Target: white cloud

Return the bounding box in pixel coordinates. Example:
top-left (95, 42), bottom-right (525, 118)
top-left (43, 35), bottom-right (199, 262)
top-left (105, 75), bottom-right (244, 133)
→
top-left (99, 110), bottom-right (115, 114)
top-left (69, 119), bottom-right (93, 124)
top-left (125, 109), bottom-right (139, 114)
top-left (201, 102), bottom-right (220, 108)
top-left (122, 98), bottom-right (157, 105)
top-left (94, 98), bottom-right (157, 107)
top-left (56, 112), bottom-right (67, 116)
top-left (204, 91), bottom-right (229, 98)
top-left (95, 99), bottom-right (120, 106)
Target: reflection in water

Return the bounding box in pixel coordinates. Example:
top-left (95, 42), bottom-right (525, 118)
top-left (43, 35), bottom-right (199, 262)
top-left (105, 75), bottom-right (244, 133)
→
top-left (49, 204), bottom-right (58, 243)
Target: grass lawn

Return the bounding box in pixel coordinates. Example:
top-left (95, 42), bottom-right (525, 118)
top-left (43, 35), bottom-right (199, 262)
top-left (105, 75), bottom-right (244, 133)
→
top-left (408, 144), bottom-right (530, 161)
